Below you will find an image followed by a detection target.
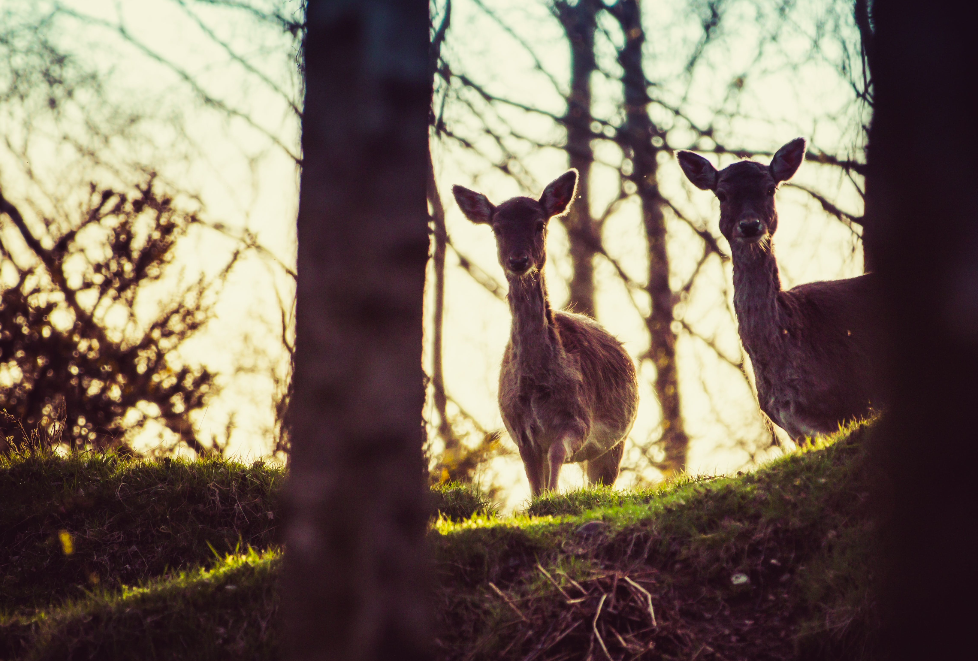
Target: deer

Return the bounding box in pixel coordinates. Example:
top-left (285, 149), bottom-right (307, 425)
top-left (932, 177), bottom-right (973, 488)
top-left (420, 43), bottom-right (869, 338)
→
top-left (677, 138), bottom-right (877, 443)
top-left (453, 170), bottom-right (639, 496)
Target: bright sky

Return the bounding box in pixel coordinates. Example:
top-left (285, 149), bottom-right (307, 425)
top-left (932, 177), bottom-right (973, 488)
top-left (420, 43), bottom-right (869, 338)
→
top-left (0, 0), bottom-right (867, 508)
top-left (0, 0), bottom-right (301, 458)
top-left (429, 0), bottom-right (866, 507)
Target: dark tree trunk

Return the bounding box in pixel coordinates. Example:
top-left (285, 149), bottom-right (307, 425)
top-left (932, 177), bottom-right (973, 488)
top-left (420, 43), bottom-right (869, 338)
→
top-left (282, 2), bottom-right (432, 660)
top-left (610, 0), bottom-right (689, 476)
top-left (865, 3), bottom-right (978, 659)
top-left (554, 0), bottom-right (601, 318)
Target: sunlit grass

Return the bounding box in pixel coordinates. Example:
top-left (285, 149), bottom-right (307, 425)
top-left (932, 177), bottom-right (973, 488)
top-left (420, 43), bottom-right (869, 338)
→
top-left (1, 422), bottom-right (877, 659)
top-left (5, 548), bottom-right (282, 661)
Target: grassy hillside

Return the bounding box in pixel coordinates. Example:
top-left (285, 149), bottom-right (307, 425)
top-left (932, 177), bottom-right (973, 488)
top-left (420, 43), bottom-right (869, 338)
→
top-left (0, 426), bottom-right (875, 660)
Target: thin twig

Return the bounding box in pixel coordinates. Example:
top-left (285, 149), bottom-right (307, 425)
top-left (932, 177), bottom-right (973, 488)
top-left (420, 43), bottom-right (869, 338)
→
top-left (545, 620), bottom-right (582, 654)
top-left (445, 238), bottom-right (507, 301)
top-left (444, 393), bottom-right (491, 435)
top-left (489, 582), bottom-right (528, 622)
top-left (591, 593), bottom-right (612, 661)
top-left (536, 563), bottom-right (572, 600)
top-left (678, 319), bottom-right (743, 372)
top-left (622, 575), bottom-right (657, 628)
top-left (661, 197), bottom-right (727, 260)
top-left (172, 0), bottom-right (301, 118)
top-left (556, 567), bottom-right (588, 596)
top-left (57, 7), bottom-right (301, 164)
top-left (471, 0), bottom-right (565, 95)
top-left (786, 182), bottom-right (864, 233)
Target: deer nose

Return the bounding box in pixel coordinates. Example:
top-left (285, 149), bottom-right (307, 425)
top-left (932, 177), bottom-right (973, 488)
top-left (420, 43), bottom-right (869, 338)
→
top-left (508, 254), bottom-right (530, 273)
top-left (738, 219), bottom-right (765, 238)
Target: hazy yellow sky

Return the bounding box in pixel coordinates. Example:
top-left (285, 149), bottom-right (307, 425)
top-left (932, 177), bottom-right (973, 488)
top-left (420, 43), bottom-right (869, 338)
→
top-left (430, 0), bottom-right (865, 506)
top-left (1, 0), bottom-right (866, 507)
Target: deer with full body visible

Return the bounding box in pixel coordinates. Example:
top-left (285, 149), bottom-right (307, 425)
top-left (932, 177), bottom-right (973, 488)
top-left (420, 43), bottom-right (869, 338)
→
top-left (677, 138), bottom-right (877, 443)
top-left (453, 171), bottom-right (639, 495)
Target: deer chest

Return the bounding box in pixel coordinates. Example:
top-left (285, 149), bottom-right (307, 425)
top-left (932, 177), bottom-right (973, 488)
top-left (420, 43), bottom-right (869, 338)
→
top-left (498, 367), bottom-right (587, 448)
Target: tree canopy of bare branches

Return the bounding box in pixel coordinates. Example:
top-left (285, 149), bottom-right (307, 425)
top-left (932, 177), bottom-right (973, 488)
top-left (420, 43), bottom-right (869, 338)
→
top-left (427, 0), bottom-right (872, 495)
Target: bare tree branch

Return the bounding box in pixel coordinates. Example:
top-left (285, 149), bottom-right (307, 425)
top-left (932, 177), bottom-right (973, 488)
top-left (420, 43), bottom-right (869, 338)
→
top-left (172, 0), bottom-right (302, 118)
top-left (471, 0), bottom-right (565, 96)
top-left (57, 7), bottom-right (302, 164)
top-left (445, 236), bottom-right (507, 302)
top-left (787, 182), bottom-right (864, 233)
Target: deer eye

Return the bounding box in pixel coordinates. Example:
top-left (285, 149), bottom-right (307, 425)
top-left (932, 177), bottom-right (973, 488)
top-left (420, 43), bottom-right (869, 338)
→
top-left (535, 222), bottom-right (545, 234)
top-left (767, 186), bottom-right (776, 196)
top-left (715, 191), bottom-right (727, 203)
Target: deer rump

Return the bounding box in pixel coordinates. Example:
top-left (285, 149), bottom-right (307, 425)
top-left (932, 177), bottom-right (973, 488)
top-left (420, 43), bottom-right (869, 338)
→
top-left (748, 273), bottom-right (876, 440)
top-left (498, 310), bottom-right (638, 464)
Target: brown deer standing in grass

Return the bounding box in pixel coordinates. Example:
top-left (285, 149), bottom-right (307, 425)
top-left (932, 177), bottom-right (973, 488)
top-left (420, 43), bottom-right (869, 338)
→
top-left (677, 138), bottom-right (877, 442)
top-left (453, 170), bottom-right (639, 495)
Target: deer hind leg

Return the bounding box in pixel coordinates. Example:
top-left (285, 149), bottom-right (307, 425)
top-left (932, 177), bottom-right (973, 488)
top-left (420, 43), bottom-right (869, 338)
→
top-left (585, 441), bottom-right (624, 487)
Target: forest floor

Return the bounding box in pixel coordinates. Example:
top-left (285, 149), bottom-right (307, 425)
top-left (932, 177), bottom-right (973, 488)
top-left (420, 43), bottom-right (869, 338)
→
top-left (0, 424), bottom-right (875, 660)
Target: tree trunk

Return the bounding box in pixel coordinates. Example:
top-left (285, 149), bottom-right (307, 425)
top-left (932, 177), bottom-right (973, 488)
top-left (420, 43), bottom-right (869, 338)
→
top-left (554, 0), bottom-right (601, 318)
top-left (865, 3), bottom-right (978, 659)
top-left (427, 144), bottom-right (457, 460)
top-left (611, 0), bottom-right (689, 476)
top-left (282, 2), bottom-right (432, 660)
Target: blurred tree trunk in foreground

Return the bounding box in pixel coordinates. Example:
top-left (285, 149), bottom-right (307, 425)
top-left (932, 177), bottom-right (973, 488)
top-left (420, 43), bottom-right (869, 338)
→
top-left (282, 2), bottom-right (432, 660)
top-left (866, 3), bottom-right (978, 659)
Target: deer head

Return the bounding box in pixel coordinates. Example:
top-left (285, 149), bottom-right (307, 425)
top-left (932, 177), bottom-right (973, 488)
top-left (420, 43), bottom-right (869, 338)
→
top-left (452, 170), bottom-right (578, 278)
top-left (677, 138), bottom-right (806, 247)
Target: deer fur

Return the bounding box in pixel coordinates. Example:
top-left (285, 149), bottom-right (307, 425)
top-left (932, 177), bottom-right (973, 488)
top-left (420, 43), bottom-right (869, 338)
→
top-left (452, 170), bottom-right (639, 495)
top-left (677, 138), bottom-right (876, 442)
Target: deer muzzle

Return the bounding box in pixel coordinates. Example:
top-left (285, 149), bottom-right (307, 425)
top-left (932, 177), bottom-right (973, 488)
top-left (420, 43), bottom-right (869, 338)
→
top-left (736, 218), bottom-right (766, 241)
top-left (507, 253), bottom-right (531, 274)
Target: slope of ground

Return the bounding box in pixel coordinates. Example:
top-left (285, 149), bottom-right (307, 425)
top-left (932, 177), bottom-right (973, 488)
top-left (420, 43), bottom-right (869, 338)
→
top-left (0, 426), bottom-right (875, 660)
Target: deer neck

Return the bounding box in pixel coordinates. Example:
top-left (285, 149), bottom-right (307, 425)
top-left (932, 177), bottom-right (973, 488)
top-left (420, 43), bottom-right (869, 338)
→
top-left (731, 240), bottom-right (785, 352)
top-left (507, 269), bottom-right (562, 372)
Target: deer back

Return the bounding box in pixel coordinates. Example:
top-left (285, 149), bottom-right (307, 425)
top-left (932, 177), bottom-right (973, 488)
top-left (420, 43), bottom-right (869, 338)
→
top-left (748, 273), bottom-right (877, 439)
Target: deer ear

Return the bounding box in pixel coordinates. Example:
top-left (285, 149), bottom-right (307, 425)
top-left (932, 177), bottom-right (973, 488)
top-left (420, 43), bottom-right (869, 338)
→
top-left (770, 138), bottom-right (807, 182)
top-left (540, 169), bottom-right (578, 218)
top-left (452, 185), bottom-right (494, 224)
top-left (676, 151), bottom-right (718, 190)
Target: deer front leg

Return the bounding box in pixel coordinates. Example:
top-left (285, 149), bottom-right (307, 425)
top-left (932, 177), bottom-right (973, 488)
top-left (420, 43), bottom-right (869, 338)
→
top-left (544, 422), bottom-right (590, 492)
top-left (547, 431), bottom-right (589, 492)
top-left (545, 440), bottom-right (567, 492)
top-left (516, 442), bottom-right (546, 497)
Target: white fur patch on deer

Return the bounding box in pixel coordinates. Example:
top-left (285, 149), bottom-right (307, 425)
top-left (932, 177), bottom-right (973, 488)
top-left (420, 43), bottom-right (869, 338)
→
top-left (453, 170), bottom-right (639, 495)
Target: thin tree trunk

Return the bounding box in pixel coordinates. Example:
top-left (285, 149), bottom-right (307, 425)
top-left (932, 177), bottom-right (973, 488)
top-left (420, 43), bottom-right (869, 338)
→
top-left (854, 0), bottom-right (876, 274)
top-left (611, 0), bottom-right (689, 476)
top-left (282, 2), bottom-right (432, 660)
top-left (554, 0), bottom-right (601, 318)
top-left (865, 4), bottom-right (978, 660)
top-left (427, 144), bottom-right (457, 459)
